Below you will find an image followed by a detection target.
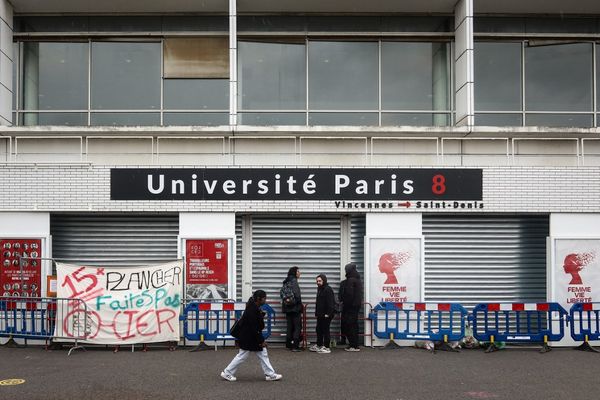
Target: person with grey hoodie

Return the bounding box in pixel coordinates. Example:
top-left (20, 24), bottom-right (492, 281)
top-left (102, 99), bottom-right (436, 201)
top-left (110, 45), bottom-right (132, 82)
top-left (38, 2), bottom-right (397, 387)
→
top-left (338, 263), bottom-right (363, 351)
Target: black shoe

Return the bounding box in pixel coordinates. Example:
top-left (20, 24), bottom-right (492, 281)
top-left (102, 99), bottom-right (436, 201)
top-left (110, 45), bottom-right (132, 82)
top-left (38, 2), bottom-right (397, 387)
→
top-left (291, 348), bottom-right (302, 352)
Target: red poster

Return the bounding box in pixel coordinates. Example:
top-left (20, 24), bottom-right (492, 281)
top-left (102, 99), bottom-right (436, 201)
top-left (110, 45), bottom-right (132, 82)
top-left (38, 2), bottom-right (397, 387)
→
top-left (185, 239), bottom-right (228, 299)
top-left (1, 238), bottom-right (42, 298)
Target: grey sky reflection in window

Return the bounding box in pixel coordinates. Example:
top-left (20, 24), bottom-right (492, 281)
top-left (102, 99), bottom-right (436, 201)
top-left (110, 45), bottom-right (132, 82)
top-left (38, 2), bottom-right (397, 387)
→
top-left (22, 42), bottom-right (88, 110)
top-left (525, 42), bottom-right (592, 112)
top-left (238, 41), bottom-right (306, 110)
top-left (91, 42), bottom-right (160, 110)
top-left (382, 42), bottom-right (450, 111)
top-left (308, 41), bottom-right (378, 110)
top-left (475, 42), bottom-right (522, 111)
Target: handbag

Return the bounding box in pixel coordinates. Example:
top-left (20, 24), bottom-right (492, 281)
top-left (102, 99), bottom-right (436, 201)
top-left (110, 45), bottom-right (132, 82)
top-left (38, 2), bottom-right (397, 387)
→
top-left (230, 315), bottom-right (244, 339)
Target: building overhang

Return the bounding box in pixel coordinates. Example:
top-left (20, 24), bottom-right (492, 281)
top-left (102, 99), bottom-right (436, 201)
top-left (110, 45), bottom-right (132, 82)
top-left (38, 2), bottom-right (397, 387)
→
top-left (10, 0), bottom-right (600, 15)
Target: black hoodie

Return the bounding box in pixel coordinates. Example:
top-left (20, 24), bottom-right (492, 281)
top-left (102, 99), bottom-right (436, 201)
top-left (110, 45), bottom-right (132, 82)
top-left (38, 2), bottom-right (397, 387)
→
top-left (339, 263), bottom-right (363, 309)
top-left (315, 274), bottom-right (335, 318)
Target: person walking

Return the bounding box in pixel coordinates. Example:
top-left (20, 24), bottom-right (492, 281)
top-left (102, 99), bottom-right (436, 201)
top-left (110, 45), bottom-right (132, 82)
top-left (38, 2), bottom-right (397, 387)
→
top-left (309, 274), bottom-right (335, 354)
top-left (220, 290), bottom-right (282, 382)
top-left (339, 263), bottom-right (363, 352)
top-left (280, 266), bottom-right (303, 351)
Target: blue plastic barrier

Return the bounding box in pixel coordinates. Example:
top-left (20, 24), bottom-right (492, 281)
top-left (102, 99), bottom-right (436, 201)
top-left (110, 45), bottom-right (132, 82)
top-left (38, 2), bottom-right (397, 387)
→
top-left (570, 303), bottom-right (600, 352)
top-left (181, 300), bottom-right (275, 347)
top-left (470, 302), bottom-right (568, 352)
top-left (368, 302), bottom-right (468, 351)
top-left (0, 297), bottom-right (57, 340)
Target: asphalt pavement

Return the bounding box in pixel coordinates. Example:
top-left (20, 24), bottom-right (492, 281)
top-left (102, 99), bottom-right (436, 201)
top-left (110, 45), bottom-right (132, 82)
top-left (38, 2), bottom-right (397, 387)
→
top-left (1, 344), bottom-right (599, 400)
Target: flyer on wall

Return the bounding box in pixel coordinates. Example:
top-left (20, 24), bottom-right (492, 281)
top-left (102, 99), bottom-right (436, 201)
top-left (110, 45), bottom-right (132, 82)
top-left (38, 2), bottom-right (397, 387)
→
top-left (185, 239), bottom-right (229, 300)
top-left (554, 239), bottom-right (600, 308)
top-left (368, 237), bottom-right (422, 306)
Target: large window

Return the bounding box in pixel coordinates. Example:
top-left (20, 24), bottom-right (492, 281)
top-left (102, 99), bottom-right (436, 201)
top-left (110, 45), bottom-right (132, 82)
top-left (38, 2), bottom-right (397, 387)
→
top-left (475, 41), bottom-right (597, 127)
top-left (238, 40), bottom-right (306, 125)
top-left (238, 40), bottom-right (452, 126)
top-left (16, 40), bottom-right (229, 126)
top-left (16, 38), bottom-right (453, 127)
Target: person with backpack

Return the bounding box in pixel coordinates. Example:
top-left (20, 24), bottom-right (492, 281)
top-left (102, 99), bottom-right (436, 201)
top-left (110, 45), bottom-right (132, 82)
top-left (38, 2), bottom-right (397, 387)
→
top-left (309, 274), bottom-right (335, 354)
top-left (280, 266), bottom-right (302, 351)
top-left (220, 290), bottom-right (282, 382)
top-left (339, 263), bottom-right (363, 352)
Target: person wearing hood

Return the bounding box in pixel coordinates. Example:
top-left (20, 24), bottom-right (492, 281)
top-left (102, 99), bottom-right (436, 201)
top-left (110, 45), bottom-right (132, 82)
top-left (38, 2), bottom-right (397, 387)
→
top-left (339, 263), bottom-right (363, 351)
top-left (280, 266), bottom-right (303, 351)
top-left (220, 290), bottom-right (282, 382)
top-left (309, 274), bottom-right (335, 354)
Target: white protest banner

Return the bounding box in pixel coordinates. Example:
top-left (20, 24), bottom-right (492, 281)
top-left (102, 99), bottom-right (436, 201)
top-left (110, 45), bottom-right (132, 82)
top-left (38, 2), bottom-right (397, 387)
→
top-left (56, 260), bottom-right (182, 344)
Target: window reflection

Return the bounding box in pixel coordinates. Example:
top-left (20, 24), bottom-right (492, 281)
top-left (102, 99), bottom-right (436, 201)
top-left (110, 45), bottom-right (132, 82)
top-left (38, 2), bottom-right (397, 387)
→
top-left (475, 42), bottom-right (521, 111)
top-left (22, 42), bottom-right (88, 111)
top-left (91, 42), bottom-right (161, 110)
top-left (382, 42), bottom-right (450, 111)
top-left (308, 41), bottom-right (378, 110)
top-left (238, 40), bottom-right (306, 110)
top-left (525, 42), bottom-right (592, 112)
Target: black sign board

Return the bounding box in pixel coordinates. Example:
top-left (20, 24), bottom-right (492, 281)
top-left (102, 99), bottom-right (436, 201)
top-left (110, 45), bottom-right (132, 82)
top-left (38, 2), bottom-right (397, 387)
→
top-left (111, 168), bottom-right (482, 201)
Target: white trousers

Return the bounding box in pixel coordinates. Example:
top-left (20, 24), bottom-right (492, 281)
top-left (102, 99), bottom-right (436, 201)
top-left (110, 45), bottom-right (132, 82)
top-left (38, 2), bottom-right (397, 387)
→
top-left (224, 348), bottom-right (276, 377)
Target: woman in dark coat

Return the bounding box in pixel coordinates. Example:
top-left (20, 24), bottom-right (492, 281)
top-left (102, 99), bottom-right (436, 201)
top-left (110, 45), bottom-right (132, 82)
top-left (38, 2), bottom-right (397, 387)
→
top-left (221, 290), bottom-right (282, 382)
top-left (309, 274), bottom-right (335, 354)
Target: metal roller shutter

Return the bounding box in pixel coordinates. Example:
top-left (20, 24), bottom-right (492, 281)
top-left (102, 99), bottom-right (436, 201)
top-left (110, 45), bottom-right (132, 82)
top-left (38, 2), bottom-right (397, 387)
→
top-left (50, 214), bottom-right (179, 268)
top-left (251, 215), bottom-right (342, 342)
top-left (235, 216), bottom-right (243, 301)
top-left (350, 215), bottom-right (366, 281)
top-left (423, 215), bottom-right (549, 309)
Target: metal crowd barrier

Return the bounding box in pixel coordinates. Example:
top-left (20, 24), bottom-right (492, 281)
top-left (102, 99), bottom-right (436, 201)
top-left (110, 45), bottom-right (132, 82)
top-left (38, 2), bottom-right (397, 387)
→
top-left (470, 302), bottom-right (569, 353)
top-left (301, 302), bottom-right (374, 349)
top-left (0, 296), bottom-right (89, 355)
top-left (570, 303), bottom-right (600, 353)
top-left (369, 302), bottom-right (468, 351)
top-left (180, 299), bottom-right (275, 351)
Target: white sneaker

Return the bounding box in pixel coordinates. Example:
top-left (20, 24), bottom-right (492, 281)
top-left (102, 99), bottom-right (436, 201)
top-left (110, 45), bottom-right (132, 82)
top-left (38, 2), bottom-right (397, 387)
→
top-left (344, 347), bottom-right (360, 352)
top-left (265, 373), bottom-right (282, 381)
top-left (309, 344), bottom-right (320, 352)
top-left (317, 347), bottom-right (331, 354)
top-left (220, 371), bottom-right (237, 382)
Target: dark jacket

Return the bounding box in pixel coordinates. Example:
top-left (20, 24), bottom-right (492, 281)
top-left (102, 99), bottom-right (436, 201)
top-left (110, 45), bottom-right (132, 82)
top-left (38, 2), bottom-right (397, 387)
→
top-left (238, 298), bottom-right (266, 351)
top-left (281, 275), bottom-right (303, 314)
top-left (315, 274), bottom-right (335, 318)
top-left (339, 263), bottom-right (363, 309)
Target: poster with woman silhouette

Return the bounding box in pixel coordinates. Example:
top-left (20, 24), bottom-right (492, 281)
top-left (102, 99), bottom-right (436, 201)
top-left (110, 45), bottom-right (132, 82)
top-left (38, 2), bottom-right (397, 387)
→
top-left (554, 239), bottom-right (600, 306)
top-left (368, 237), bottom-right (422, 305)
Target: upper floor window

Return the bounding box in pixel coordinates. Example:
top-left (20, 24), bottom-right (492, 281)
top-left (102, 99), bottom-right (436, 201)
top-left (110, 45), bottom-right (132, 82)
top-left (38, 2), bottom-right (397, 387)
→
top-left (238, 40), bottom-right (452, 126)
top-left (15, 39), bottom-right (229, 126)
top-left (475, 41), bottom-right (597, 127)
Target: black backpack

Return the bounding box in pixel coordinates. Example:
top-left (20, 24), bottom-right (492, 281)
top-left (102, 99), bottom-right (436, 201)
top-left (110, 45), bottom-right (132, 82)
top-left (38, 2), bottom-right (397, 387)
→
top-left (280, 280), bottom-right (296, 306)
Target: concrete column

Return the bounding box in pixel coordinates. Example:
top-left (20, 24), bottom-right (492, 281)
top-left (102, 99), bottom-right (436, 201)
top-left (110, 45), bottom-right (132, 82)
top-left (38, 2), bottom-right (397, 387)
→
top-left (228, 0), bottom-right (237, 127)
top-left (0, 0), bottom-right (13, 125)
top-left (178, 212), bottom-right (237, 299)
top-left (364, 213), bottom-right (423, 346)
top-left (454, 0), bottom-right (474, 127)
top-left (548, 213), bottom-right (600, 347)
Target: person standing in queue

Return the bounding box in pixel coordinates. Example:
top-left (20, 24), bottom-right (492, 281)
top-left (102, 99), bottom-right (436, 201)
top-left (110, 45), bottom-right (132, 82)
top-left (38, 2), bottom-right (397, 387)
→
top-left (309, 274), bottom-right (335, 354)
top-left (339, 263), bottom-right (363, 352)
top-left (280, 266), bottom-right (303, 351)
top-left (220, 290), bottom-right (282, 382)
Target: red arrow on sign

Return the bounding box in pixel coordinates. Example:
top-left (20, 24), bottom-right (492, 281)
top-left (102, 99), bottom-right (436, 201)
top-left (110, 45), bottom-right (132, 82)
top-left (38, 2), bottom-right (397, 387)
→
top-left (398, 202), bottom-right (411, 208)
